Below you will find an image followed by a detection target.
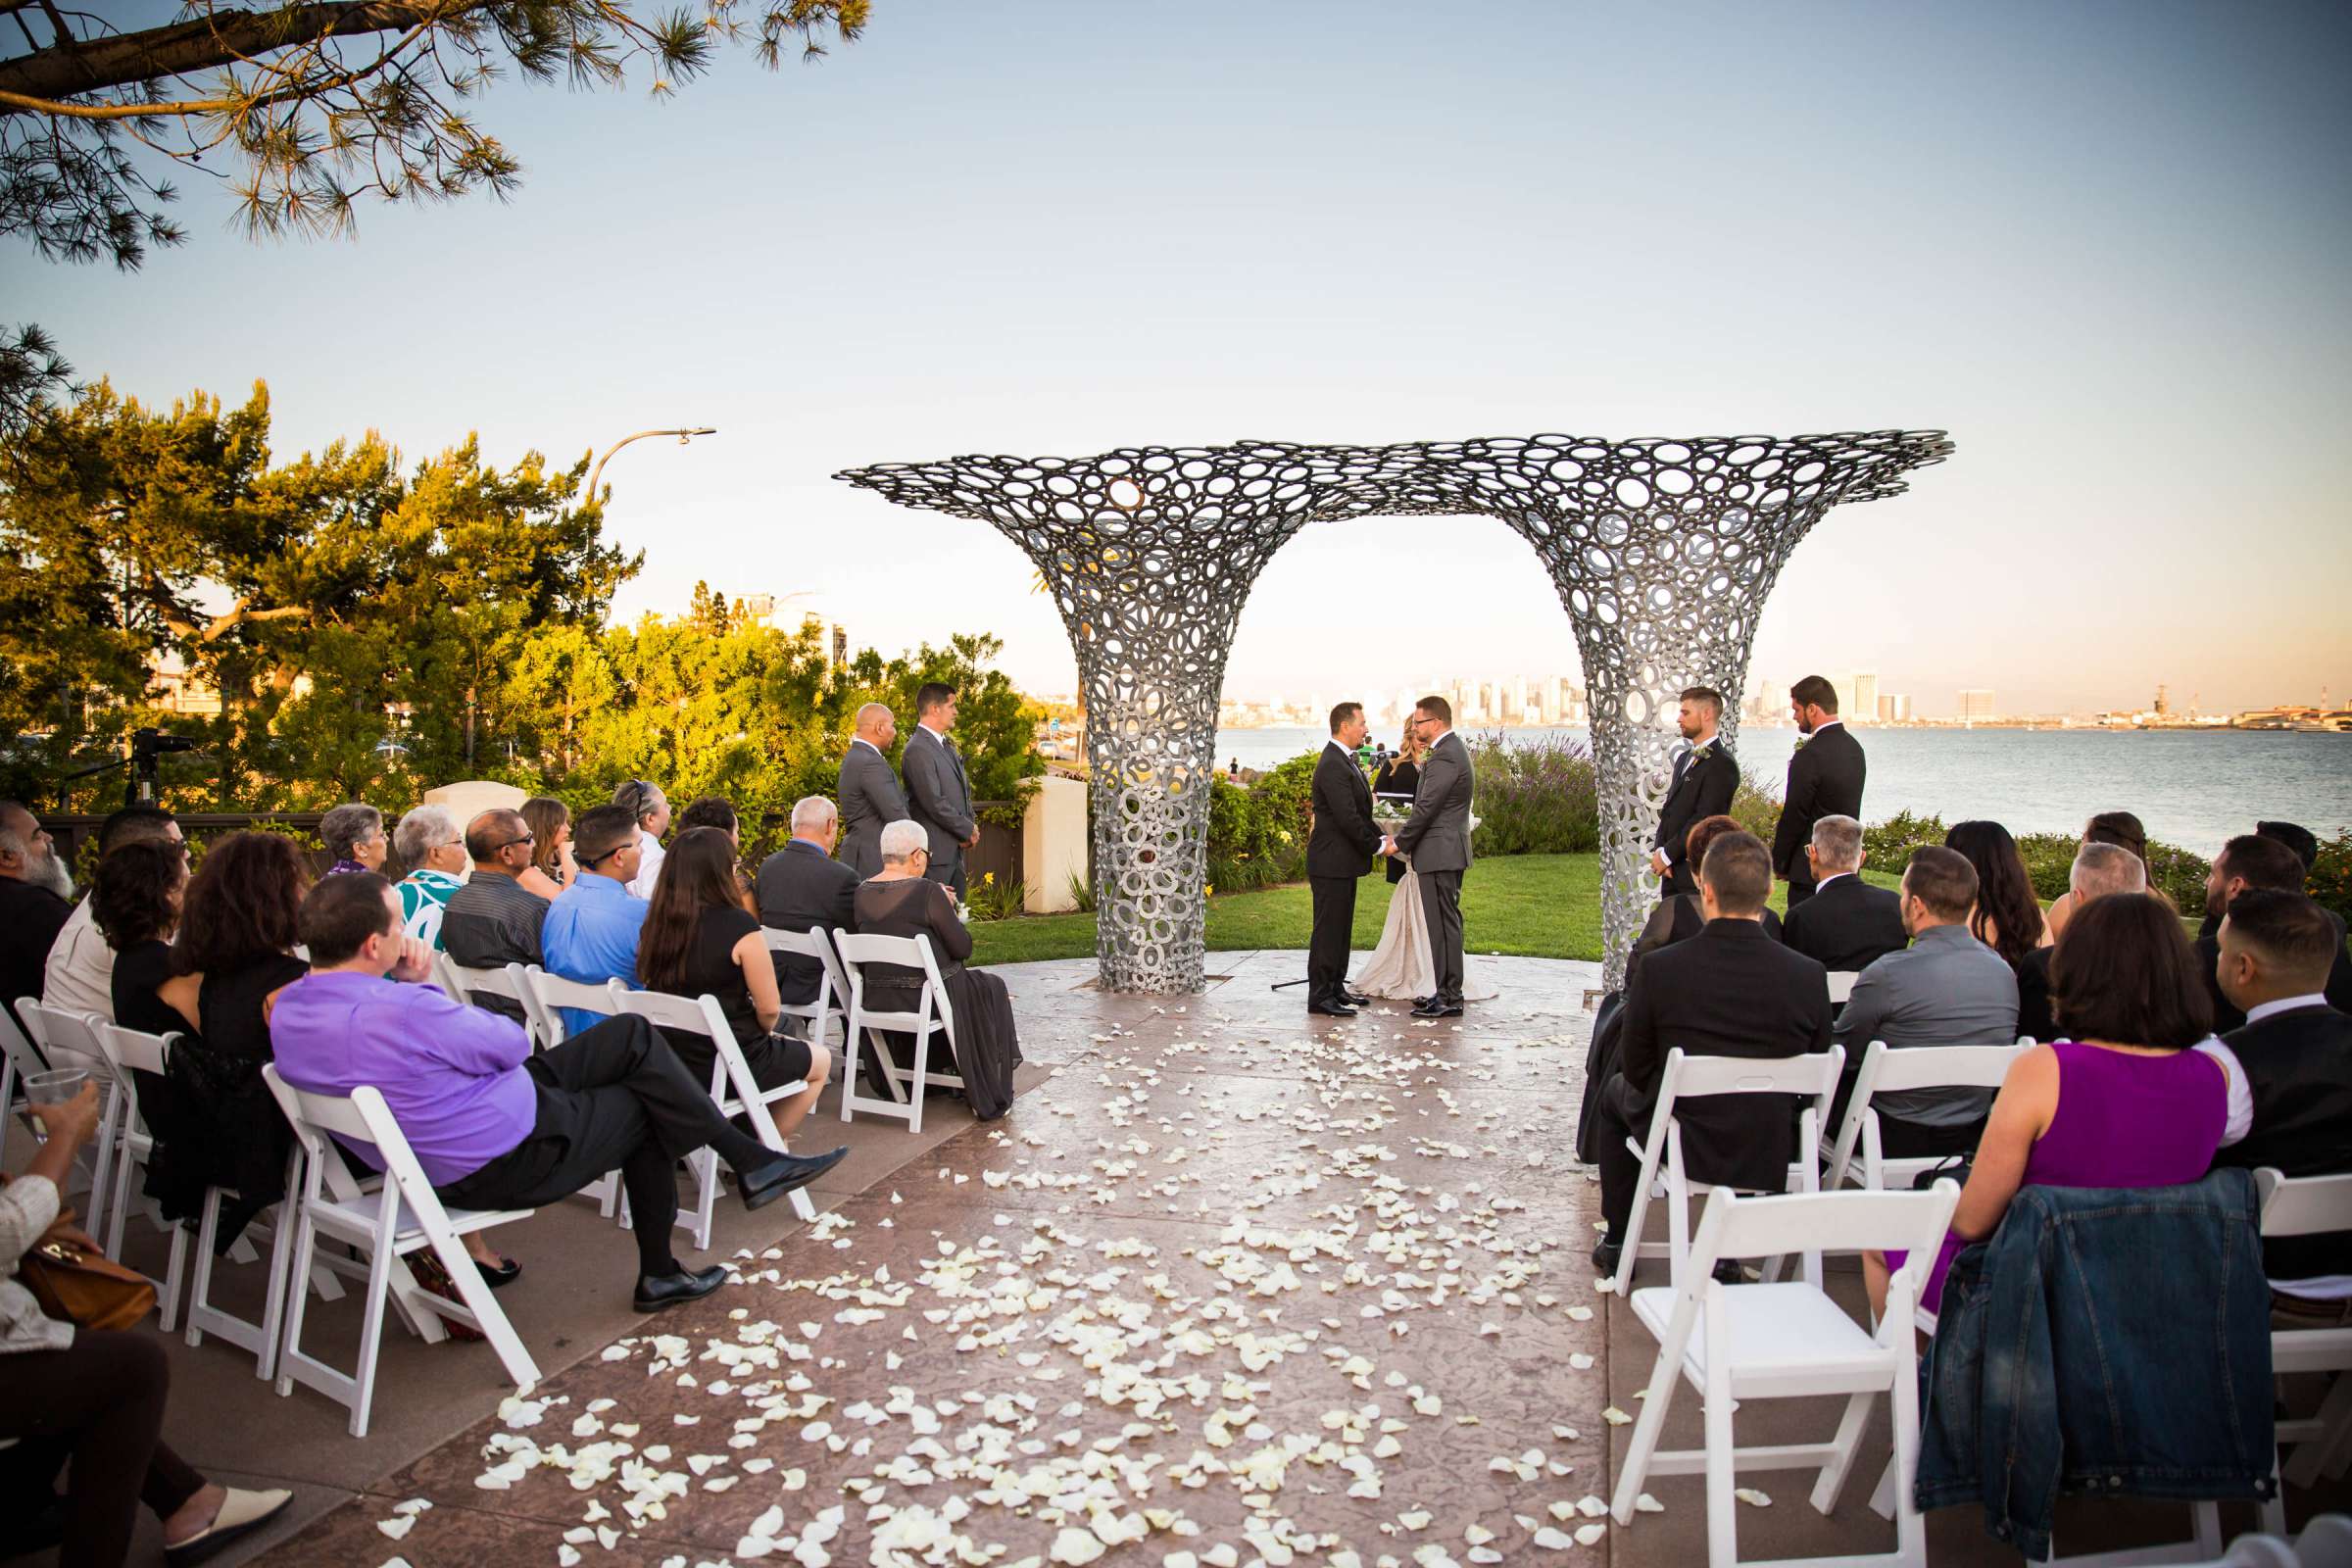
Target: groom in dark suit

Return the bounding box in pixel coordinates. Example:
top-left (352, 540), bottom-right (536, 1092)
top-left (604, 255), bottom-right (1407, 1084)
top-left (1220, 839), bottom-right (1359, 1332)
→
top-left (1306, 702), bottom-right (1383, 1017)
top-left (1770, 674), bottom-right (1866, 910)
top-left (1393, 695), bottom-right (1476, 1019)
top-left (1648, 685), bottom-right (1739, 898)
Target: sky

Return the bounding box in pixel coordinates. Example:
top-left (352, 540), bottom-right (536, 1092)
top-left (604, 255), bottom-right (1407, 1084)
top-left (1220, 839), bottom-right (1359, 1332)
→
top-left (10, 0), bottom-right (2352, 716)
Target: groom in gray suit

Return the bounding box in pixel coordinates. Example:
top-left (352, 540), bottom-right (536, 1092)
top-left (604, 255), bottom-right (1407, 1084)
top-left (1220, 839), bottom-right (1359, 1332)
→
top-left (837, 703), bottom-right (908, 879)
top-left (901, 681), bottom-right (980, 899)
top-left (1391, 695), bottom-right (1475, 1018)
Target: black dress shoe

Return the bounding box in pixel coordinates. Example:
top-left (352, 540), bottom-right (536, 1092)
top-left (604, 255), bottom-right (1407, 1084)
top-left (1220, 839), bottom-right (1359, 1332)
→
top-left (1411, 999), bottom-right (1464, 1018)
top-left (1411, 995), bottom-right (1438, 1010)
top-left (634, 1262), bottom-right (729, 1313)
top-left (1712, 1258), bottom-right (1745, 1286)
top-left (1591, 1238), bottom-right (1622, 1274)
top-left (476, 1254), bottom-right (522, 1291)
top-left (1340, 987), bottom-right (1373, 1007)
top-left (739, 1146), bottom-right (849, 1211)
top-left (1307, 999), bottom-right (1359, 1018)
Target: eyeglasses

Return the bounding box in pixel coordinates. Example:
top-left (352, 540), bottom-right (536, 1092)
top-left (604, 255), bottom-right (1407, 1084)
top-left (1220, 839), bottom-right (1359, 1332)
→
top-left (489, 834), bottom-right (535, 852)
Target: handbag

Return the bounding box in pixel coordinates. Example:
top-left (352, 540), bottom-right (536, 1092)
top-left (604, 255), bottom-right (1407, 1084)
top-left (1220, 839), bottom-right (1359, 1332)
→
top-left (18, 1225), bottom-right (157, 1333)
top-left (1912, 1152), bottom-right (1975, 1193)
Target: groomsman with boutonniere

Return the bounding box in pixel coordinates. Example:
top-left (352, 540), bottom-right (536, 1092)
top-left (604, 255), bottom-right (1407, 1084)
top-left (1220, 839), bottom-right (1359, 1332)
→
top-left (1771, 674), bottom-right (1867, 910)
top-left (1648, 686), bottom-right (1740, 900)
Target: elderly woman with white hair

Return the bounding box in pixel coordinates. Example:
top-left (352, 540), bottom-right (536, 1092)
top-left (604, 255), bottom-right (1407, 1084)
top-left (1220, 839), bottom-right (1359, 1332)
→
top-left (319, 801), bottom-right (387, 876)
top-left (392, 804), bottom-right (467, 949)
top-left (849, 818), bottom-right (1023, 1119)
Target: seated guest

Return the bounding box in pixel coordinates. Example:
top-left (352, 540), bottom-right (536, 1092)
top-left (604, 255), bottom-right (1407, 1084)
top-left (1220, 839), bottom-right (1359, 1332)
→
top-left (2043, 810), bottom-right (2150, 941)
top-left (1831, 846), bottom-right (2018, 1156)
top-left (94, 840), bottom-right (193, 1045)
top-left (41, 802), bottom-right (181, 1018)
top-left (638, 827), bottom-right (831, 1138)
top-left (1944, 819), bottom-right (2049, 970)
top-left (850, 820), bottom-right (1023, 1120)
top-left (2018, 843), bottom-right (2143, 1044)
top-left (541, 804), bottom-right (650, 1037)
top-left (270, 875), bottom-right (847, 1311)
top-left (1587, 831), bottom-right (1832, 1278)
top-left (2205, 889), bottom-right (2352, 1312)
top-left (1625, 813), bottom-right (1782, 984)
top-left (1866, 891), bottom-right (2229, 1318)
top-left (1, 800), bottom-right (73, 1044)
top-left (440, 808), bottom-right (549, 1022)
top-left (675, 796), bottom-right (739, 844)
top-left (2198, 821), bottom-right (2322, 939)
top-left (1780, 813), bottom-right (1906, 972)
top-left (319, 802), bottom-right (387, 876)
top-left (393, 805), bottom-right (467, 950)
top-left (517, 796), bottom-right (574, 900)
top-left (2198, 832), bottom-right (2352, 1032)
top-left (756, 796), bottom-right (860, 1009)
top-left (615, 778), bottom-right (672, 899)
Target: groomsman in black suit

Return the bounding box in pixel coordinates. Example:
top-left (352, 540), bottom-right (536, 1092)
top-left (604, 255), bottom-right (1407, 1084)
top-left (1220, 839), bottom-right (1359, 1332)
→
top-left (1770, 674), bottom-right (1866, 911)
top-left (1648, 685), bottom-right (1740, 898)
top-left (1306, 702), bottom-right (1383, 1017)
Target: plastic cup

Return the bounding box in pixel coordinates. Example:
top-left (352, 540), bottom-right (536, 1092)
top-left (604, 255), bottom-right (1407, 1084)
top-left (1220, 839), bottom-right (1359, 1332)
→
top-left (21, 1066), bottom-right (89, 1138)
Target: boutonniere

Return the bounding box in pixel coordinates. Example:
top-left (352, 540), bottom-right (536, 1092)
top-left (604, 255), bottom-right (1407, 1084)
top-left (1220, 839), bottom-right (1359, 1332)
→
top-left (1689, 742), bottom-right (1715, 764)
top-left (1791, 734), bottom-right (1809, 751)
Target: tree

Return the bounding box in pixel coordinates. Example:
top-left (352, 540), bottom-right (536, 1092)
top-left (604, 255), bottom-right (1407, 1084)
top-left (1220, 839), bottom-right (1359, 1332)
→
top-left (1, 1), bottom-right (869, 270)
top-left (0, 324), bottom-right (71, 442)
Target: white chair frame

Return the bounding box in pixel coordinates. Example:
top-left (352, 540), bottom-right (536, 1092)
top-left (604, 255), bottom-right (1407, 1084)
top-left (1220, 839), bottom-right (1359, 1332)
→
top-left (609, 985), bottom-right (819, 1250)
top-left (439, 956), bottom-right (554, 1049)
top-left (1, 1001), bottom-right (47, 1124)
top-left (19, 999), bottom-right (122, 1245)
top-left (761, 924), bottom-right (853, 1056)
top-left (518, 965), bottom-right (629, 1215)
top-left (1825, 1040), bottom-right (2031, 1195)
top-left (1826, 969), bottom-right (1860, 1006)
top-left (2259, 1169), bottom-right (2352, 1514)
top-left (88, 1022), bottom-right (191, 1329)
top-left (1609, 1182), bottom-right (1962, 1568)
top-left (835, 931), bottom-right (964, 1135)
top-left (1613, 1046), bottom-right (1845, 1297)
top-left (263, 1065), bottom-right (539, 1437)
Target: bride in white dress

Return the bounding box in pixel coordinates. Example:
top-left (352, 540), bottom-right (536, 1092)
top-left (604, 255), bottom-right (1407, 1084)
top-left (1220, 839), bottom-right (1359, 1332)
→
top-left (1350, 768), bottom-right (1498, 1003)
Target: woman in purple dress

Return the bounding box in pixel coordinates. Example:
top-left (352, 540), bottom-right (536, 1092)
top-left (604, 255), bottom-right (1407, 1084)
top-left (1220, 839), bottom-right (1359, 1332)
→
top-left (1868, 891), bottom-right (2230, 1317)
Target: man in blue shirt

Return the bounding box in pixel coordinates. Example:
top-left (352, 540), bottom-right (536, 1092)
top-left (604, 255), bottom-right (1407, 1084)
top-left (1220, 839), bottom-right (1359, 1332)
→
top-left (542, 803), bottom-right (653, 1036)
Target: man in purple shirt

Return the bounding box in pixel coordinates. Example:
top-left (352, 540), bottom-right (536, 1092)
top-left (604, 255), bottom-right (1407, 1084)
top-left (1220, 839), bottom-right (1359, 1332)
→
top-left (270, 874), bottom-right (846, 1312)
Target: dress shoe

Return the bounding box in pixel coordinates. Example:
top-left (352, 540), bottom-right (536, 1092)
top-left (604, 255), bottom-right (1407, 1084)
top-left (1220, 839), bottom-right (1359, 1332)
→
top-left (1307, 999), bottom-right (1359, 1018)
top-left (633, 1262), bottom-right (730, 1313)
top-left (1712, 1259), bottom-right (1744, 1286)
top-left (476, 1254), bottom-right (522, 1290)
top-left (1411, 995), bottom-right (1438, 1010)
top-left (165, 1487), bottom-right (294, 1566)
top-left (1340, 987), bottom-right (1373, 1007)
top-left (1411, 999), bottom-right (1464, 1019)
top-left (739, 1146), bottom-right (849, 1211)
top-left (1591, 1238), bottom-right (1622, 1275)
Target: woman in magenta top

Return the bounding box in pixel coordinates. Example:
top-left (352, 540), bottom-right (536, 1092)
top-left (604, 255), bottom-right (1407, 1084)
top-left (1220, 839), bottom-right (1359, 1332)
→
top-left (1869, 892), bottom-right (2230, 1317)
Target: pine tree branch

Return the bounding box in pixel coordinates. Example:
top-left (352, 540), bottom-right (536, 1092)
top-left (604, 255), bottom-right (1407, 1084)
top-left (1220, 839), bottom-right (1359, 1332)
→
top-left (0, 2), bottom-right (475, 109)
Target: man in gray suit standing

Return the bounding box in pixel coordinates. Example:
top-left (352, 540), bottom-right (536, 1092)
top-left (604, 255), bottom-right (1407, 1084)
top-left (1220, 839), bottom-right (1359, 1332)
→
top-left (901, 681), bottom-right (980, 899)
top-left (837, 703), bottom-right (908, 880)
top-left (1391, 694), bottom-right (1475, 1018)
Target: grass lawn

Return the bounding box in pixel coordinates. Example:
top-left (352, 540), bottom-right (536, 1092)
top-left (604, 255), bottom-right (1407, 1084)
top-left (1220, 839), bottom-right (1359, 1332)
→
top-left (967, 856), bottom-right (1903, 966)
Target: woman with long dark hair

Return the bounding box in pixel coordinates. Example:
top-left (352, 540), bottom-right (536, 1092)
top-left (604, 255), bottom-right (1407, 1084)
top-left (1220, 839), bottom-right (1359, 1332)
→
top-left (637, 827), bottom-right (830, 1142)
top-left (517, 796), bottom-right (574, 900)
top-left (1944, 819), bottom-right (2049, 969)
top-left (93, 839), bottom-right (192, 1046)
top-left (2044, 810), bottom-right (2155, 940)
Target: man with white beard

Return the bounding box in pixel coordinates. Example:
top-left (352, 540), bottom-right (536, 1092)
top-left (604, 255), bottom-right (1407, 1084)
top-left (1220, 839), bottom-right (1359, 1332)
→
top-left (2, 799), bottom-right (74, 1043)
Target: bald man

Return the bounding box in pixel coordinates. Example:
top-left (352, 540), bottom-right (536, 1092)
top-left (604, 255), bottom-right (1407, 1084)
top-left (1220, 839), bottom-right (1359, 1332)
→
top-left (838, 703), bottom-right (909, 879)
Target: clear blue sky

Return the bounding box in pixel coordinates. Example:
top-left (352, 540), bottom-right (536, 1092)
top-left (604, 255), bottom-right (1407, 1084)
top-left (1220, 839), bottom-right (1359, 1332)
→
top-left (12, 0), bottom-right (2350, 715)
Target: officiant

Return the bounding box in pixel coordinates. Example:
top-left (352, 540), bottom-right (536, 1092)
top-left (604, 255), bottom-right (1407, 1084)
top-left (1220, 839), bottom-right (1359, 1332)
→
top-left (1306, 701), bottom-right (1384, 1017)
top-left (1370, 728), bottom-right (1426, 886)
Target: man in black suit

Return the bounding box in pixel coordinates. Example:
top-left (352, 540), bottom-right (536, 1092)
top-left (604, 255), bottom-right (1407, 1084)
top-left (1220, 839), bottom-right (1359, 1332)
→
top-left (1647, 686), bottom-right (1740, 899)
top-left (1779, 814), bottom-right (1906, 972)
top-left (1393, 696), bottom-right (1477, 1019)
top-left (1770, 675), bottom-right (1866, 911)
top-left (1306, 702), bottom-right (1383, 1017)
top-left (2016, 842), bottom-right (2143, 1043)
top-left (1589, 830), bottom-right (1834, 1277)
top-left (2208, 889), bottom-right (2352, 1299)
top-left (755, 797), bottom-right (861, 1009)
top-left (2198, 821), bottom-right (2322, 940)
top-left (2197, 833), bottom-right (2352, 1033)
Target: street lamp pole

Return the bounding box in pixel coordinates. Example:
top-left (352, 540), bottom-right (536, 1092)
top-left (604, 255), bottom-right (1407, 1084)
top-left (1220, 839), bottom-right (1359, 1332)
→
top-left (585, 426), bottom-right (718, 505)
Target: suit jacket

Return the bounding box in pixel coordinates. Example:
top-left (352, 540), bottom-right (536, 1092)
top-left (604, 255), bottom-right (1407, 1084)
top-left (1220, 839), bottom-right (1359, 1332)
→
top-left (1781, 873), bottom-right (1908, 973)
top-left (755, 839), bottom-right (861, 1006)
top-left (901, 724), bottom-right (978, 883)
top-left (1651, 740), bottom-right (1740, 897)
top-left (2213, 1003), bottom-right (2352, 1281)
top-left (1393, 730), bottom-right (1474, 873)
top-left (837, 740), bottom-right (908, 880)
top-left (1307, 741), bottom-right (1382, 880)
top-left (2198, 911), bottom-right (2352, 1034)
top-left (1770, 722), bottom-right (1866, 883)
top-left (1619, 918), bottom-right (1835, 1194)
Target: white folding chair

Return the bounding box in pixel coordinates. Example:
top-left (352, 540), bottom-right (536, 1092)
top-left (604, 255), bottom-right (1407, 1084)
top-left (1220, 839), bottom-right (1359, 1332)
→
top-left (262, 1065), bottom-right (539, 1438)
top-left (2261, 1170), bottom-right (2352, 1516)
top-left (609, 986), bottom-right (818, 1250)
top-left (518, 966), bottom-right (630, 1215)
top-left (1, 1001), bottom-right (47, 1123)
top-left (1613, 1046), bottom-right (1846, 1297)
top-left (1609, 1182), bottom-right (1962, 1568)
top-left (1825, 1041), bottom-right (2030, 1195)
top-left (440, 957), bottom-right (551, 1048)
top-left (835, 932), bottom-right (964, 1135)
top-left (762, 925), bottom-right (853, 1055)
top-left (88, 1022), bottom-right (193, 1328)
top-left (1826, 970), bottom-right (1860, 1005)
top-left (20, 1000), bottom-right (122, 1245)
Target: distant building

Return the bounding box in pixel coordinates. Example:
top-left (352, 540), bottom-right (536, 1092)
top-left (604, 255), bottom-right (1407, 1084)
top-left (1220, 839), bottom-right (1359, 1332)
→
top-left (1850, 671), bottom-right (1879, 724)
top-left (1878, 693), bottom-right (1912, 723)
top-left (1957, 689), bottom-right (1995, 725)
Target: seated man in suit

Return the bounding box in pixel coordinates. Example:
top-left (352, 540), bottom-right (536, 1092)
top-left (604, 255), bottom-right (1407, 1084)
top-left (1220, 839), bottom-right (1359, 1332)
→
top-left (1831, 846), bottom-right (2019, 1156)
top-left (2198, 834), bottom-right (2352, 1033)
top-left (1589, 830), bottom-right (1833, 1279)
top-left (756, 795), bottom-right (861, 1016)
top-left (2017, 842), bottom-right (2143, 1044)
top-left (2206, 889), bottom-right (2352, 1315)
top-left (439, 808), bottom-right (550, 1024)
top-left (1779, 813), bottom-right (1906, 972)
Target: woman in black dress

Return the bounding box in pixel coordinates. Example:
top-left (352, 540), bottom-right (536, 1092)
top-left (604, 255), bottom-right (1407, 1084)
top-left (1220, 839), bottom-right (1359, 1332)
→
top-left (636, 826), bottom-right (830, 1142)
top-left (850, 821), bottom-right (1022, 1120)
top-left (94, 839), bottom-right (191, 1046)
top-left (1369, 731), bottom-right (1425, 886)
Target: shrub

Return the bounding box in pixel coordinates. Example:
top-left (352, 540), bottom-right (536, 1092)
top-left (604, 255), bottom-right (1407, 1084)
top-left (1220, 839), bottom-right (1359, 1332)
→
top-left (965, 872), bottom-right (1025, 922)
top-left (1463, 733), bottom-right (1599, 856)
top-left (2302, 830), bottom-right (2352, 926)
top-left (1204, 754), bottom-right (1313, 892)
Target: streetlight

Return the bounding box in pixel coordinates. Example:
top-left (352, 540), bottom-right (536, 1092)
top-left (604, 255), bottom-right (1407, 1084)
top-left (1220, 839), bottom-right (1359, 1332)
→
top-left (586, 426), bottom-right (718, 504)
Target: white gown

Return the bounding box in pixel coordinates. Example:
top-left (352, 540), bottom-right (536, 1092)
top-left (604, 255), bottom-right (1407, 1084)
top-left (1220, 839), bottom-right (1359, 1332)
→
top-left (1349, 858), bottom-right (1499, 1002)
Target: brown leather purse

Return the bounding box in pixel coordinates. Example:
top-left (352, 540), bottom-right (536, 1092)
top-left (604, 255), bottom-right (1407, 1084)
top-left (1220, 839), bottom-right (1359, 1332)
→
top-left (6, 1178), bottom-right (156, 1332)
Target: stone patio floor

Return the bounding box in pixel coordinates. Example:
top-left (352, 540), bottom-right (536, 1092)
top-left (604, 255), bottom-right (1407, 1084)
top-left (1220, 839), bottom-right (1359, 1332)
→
top-left (8, 949), bottom-right (2345, 1568)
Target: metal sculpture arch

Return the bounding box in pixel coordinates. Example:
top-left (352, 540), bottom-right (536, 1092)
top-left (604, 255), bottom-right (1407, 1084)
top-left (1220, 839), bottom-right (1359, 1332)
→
top-left (838, 431), bottom-right (1951, 993)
